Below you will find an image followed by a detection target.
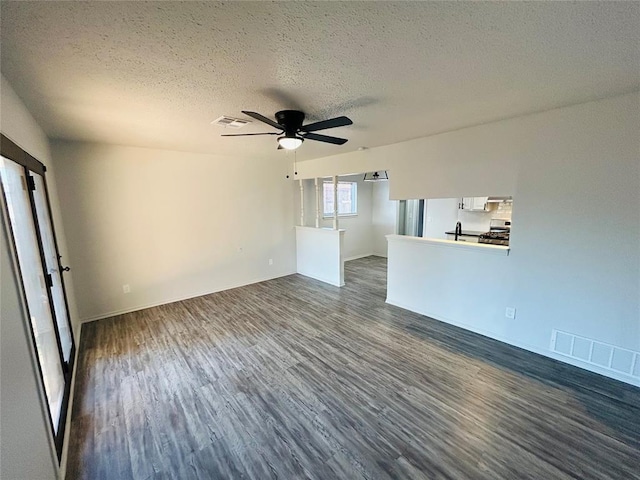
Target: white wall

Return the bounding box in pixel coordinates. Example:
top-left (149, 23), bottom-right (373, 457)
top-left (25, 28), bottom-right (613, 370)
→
top-left (507, 93), bottom-right (639, 358)
top-left (371, 181), bottom-right (396, 257)
top-left (387, 235), bottom-right (513, 337)
top-left (295, 122), bottom-right (519, 199)
top-left (51, 141), bottom-right (297, 321)
top-left (1, 75), bottom-right (59, 479)
top-left (296, 226), bottom-right (344, 286)
top-left (297, 92), bottom-right (640, 384)
top-left (328, 175), bottom-right (373, 260)
top-left (424, 198), bottom-right (459, 239)
top-left (301, 174), bottom-right (375, 261)
top-left (0, 75), bottom-right (79, 332)
top-left (1, 76), bottom-right (51, 163)
top-left (300, 178), bottom-right (318, 227)
top-left (456, 208), bottom-right (493, 232)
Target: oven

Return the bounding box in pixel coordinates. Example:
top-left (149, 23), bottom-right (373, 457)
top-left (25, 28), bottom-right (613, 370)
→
top-left (478, 219), bottom-right (511, 246)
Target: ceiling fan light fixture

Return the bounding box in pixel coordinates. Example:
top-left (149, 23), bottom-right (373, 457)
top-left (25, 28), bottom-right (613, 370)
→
top-left (278, 135), bottom-right (304, 150)
top-left (364, 171), bottom-right (389, 182)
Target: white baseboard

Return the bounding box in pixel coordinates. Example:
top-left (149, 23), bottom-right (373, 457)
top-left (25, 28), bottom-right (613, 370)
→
top-left (343, 252), bottom-right (375, 262)
top-left (80, 270), bottom-right (297, 323)
top-left (297, 271), bottom-right (344, 287)
top-left (386, 297), bottom-right (640, 388)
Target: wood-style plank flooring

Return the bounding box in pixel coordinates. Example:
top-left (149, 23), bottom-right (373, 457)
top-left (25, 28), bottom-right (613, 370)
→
top-left (66, 256), bottom-right (640, 479)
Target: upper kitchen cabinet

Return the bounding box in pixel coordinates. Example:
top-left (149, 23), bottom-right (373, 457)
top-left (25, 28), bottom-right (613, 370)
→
top-left (460, 197), bottom-right (488, 211)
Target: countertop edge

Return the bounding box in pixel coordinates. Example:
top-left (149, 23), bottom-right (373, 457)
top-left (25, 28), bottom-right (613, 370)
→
top-left (386, 234), bottom-right (510, 256)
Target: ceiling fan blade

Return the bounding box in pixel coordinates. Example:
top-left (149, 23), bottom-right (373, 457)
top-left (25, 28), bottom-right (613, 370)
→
top-left (241, 111), bottom-right (283, 130)
top-left (300, 116), bottom-right (353, 132)
top-left (221, 132), bottom-right (279, 136)
top-left (303, 132), bottom-right (348, 145)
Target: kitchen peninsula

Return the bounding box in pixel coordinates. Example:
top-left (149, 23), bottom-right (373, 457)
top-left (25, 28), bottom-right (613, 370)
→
top-left (386, 233), bottom-right (511, 356)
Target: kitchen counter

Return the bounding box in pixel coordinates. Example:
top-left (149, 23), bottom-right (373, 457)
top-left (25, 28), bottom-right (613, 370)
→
top-left (444, 230), bottom-right (485, 237)
top-left (387, 234), bottom-right (509, 256)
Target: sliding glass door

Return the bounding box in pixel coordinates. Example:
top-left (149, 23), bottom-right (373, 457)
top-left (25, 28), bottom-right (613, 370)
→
top-left (0, 138), bottom-right (74, 460)
top-left (31, 172), bottom-right (73, 362)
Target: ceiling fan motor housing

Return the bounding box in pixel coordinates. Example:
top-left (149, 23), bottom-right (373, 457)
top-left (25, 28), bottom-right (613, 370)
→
top-left (275, 110), bottom-right (305, 136)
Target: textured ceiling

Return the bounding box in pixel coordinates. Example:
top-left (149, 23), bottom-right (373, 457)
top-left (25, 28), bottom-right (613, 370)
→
top-left (1, 1), bottom-right (639, 161)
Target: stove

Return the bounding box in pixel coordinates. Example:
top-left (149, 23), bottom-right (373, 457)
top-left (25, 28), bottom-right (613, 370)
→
top-left (478, 219), bottom-right (511, 246)
top-left (478, 231), bottom-right (509, 245)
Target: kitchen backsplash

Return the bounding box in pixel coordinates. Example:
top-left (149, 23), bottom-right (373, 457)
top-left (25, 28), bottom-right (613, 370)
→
top-left (457, 210), bottom-right (491, 231)
top-left (493, 201), bottom-right (513, 220)
top-left (457, 201), bottom-right (512, 231)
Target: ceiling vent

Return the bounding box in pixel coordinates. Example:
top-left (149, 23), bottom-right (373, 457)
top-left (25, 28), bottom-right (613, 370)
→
top-left (211, 116), bottom-right (251, 129)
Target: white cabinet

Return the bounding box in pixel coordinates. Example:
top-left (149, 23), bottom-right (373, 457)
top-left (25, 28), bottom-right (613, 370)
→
top-left (460, 197), bottom-right (488, 211)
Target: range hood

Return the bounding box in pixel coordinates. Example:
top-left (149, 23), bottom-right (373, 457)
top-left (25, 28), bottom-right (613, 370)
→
top-left (486, 196), bottom-right (513, 203)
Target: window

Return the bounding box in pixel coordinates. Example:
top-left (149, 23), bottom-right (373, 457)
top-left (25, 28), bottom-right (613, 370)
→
top-left (323, 181), bottom-right (357, 217)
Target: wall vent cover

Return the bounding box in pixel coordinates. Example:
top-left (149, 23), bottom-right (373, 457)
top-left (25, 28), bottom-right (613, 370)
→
top-left (551, 330), bottom-right (640, 379)
top-left (211, 116), bottom-right (251, 128)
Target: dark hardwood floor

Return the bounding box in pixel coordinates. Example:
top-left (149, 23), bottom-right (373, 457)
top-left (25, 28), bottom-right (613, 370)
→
top-left (66, 256), bottom-right (640, 479)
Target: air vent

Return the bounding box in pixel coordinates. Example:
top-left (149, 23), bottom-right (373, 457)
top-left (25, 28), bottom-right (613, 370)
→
top-left (551, 330), bottom-right (640, 378)
top-left (211, 116), bottom-right (251, 129)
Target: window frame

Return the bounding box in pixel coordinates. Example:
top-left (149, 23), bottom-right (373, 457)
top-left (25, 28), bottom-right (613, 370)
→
top-left (322, 181), bottom-right (358, 218)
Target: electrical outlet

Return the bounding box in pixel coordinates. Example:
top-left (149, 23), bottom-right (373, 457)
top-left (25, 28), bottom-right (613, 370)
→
top-left (123, 284), bottom-right (131, 294)
top-left (268, 258), bottom-right (273, 265)
top-left (505, 307), bottom-right (516, 319)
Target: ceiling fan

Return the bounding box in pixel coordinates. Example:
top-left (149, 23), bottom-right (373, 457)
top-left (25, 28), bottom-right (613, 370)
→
top-left (221, 110), bottom-right (353, 150)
